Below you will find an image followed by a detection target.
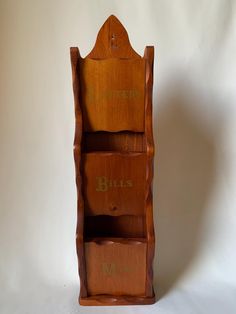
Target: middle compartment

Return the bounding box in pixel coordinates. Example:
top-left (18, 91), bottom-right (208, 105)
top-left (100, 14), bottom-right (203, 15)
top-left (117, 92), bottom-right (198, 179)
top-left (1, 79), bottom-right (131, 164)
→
top-left (81, 152), bottom-right (146, 216)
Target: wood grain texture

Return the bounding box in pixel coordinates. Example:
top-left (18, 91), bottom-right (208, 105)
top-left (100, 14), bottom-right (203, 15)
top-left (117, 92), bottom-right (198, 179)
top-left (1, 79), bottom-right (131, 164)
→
top-left (85, 239), bottom-right (147, 296)
top-left (79, 294), bottom-right (155, 306)
top-left (70, 15), bottom-right (155, 306)
top-left (85, 215), bottom-right (145, 238)
top-left (86, 15), bottom-right (141, 59)
top-left (81, 152), bottom-right (146, 216)
top-left (144, 46), bottom-right (155, 298)
top-left (79, 58), bottom-right (145, 131)
top-left (83, 131), bottom-right (145, 152)
top-left (70, 47), bottom-right (87, 298)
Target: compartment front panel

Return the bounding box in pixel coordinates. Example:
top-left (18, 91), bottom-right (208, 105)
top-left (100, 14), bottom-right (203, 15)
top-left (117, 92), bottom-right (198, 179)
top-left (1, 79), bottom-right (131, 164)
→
top-left (79, 58), bottom-right (145, 132)
top-left (82, 153), bottom-right (146, 216)
top-left (85, 241), bottom-right (147, 296)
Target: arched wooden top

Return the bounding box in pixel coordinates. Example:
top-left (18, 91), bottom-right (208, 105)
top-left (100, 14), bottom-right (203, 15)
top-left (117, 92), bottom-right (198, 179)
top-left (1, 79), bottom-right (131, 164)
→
top-left (86, 15), bottom-right (141, 59)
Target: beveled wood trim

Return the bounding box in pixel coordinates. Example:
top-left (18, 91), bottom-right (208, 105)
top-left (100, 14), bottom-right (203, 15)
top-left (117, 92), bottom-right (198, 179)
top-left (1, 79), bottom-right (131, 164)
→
top-left (79, 294), bottom-right (155, 306)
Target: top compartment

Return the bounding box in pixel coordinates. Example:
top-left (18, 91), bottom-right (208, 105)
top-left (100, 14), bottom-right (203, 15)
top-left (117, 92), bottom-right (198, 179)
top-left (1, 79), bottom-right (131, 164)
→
top-left (79, 58), bottom-right (145, 132)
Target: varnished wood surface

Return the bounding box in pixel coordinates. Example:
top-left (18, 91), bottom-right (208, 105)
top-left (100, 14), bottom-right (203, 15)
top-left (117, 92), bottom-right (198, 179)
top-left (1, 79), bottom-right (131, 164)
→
top-left (79, 58), bottom-right (145, 132)
top-left (87, 15), bottom-right (141, 59)
top-left (81, 152), bottom-right (146, 216)
top-left (71, 15), bottom-right (155, 306)
top-left (144, 46), bottom-right (155, 297)
top-left (79, 294), bottom-right (155, 306)
top-left (85, 240), bottom-right (146, 296)
top-left (83, 131), bottom-right (145, 152)
top-left (85, 215), bottom-right (145, 238)
top-left (70, 47), bottom-right (87, 298)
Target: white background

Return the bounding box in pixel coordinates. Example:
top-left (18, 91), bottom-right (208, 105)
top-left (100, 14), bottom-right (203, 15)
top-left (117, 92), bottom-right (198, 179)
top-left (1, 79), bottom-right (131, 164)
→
top-left (1, 0), bottom-right (236, 313)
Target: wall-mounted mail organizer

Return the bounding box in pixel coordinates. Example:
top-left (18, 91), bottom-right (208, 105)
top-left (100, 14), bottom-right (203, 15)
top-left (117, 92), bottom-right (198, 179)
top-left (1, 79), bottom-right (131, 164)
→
top-left (70, 15), bottom-right (155, 306)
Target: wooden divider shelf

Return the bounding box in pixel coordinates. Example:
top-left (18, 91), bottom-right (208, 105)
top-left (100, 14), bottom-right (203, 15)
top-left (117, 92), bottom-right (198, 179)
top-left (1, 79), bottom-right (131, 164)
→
top-left (70, 15), bottom-right (155, 306)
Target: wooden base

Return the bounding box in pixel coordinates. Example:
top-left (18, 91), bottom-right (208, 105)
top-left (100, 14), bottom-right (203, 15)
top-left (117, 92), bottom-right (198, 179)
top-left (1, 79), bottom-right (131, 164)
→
top-left (79, 291), bottom-right (156, 306)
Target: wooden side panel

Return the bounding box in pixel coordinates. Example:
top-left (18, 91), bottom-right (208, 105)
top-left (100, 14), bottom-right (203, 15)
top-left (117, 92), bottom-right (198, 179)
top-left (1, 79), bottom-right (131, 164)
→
top-left (81, 152), bottom-right (146, 216)
top-left (144, 47), bottom-right (155, 298)
top-left (70, 47), bottom-right (87, 298)
top-left (79, 58), bottom-right (145, 132)
top-left (85, 240), bottom-right (147, 296)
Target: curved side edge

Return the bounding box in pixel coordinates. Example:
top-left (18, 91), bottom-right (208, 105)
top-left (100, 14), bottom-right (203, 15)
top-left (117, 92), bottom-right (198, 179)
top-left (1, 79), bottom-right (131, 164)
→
top-left (70, 47), bottom-right (87, 298)
top-left (144, 46), bottom-right (155, 300)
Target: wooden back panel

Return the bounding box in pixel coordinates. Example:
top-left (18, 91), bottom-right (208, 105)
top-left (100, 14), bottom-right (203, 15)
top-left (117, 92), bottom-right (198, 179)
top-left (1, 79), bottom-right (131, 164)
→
top-left (84, 215), bottom-right (145, 238)
top-left (86, 15), bottom-right (141, 59)
top-left (83, 131), bottom-right (145, 152)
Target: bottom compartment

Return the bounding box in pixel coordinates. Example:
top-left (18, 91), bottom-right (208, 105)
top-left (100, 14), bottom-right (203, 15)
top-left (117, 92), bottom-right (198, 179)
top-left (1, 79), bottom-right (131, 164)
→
top-left (85, 238), bottom-right (147, 296)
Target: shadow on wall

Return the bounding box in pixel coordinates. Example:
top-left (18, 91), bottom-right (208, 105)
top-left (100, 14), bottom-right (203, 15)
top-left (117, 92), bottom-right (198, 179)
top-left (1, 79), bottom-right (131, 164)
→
top-left (153, 77), bottom-right (221, 298)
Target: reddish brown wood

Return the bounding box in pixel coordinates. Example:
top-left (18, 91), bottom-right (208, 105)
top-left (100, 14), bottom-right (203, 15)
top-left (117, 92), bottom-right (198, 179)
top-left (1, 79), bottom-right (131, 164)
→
top-left (144, 46), bottom-right (155, 298)
top-left (81, 152), bottom-right (146, 216)
top-left (85, 215), bottom-right (145, 238)
top-left (83, 131), bottom-right (145, 152)
top-left (70, 15), bottom-right (155, 306)
top-left (85, 239), bottom-right (147, 296)
top-left (79, 295), bottom-right (155, 306)
top-left (79, 58), bottom-right (145, 132)
top-left (87, 15), bottom-right (141, 59)
top-left (70, 47), bottom-right (87, 298)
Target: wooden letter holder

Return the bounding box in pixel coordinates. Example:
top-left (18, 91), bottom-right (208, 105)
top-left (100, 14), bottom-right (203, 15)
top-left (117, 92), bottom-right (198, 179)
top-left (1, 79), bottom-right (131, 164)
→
top-left (70, 15), bottom-right (155, 306)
